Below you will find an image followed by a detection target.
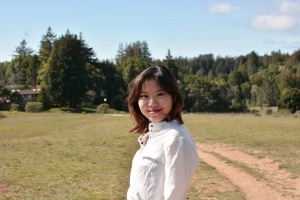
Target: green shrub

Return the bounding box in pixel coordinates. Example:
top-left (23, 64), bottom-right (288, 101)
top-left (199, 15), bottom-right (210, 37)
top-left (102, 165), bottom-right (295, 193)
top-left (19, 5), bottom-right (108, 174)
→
top-left (37, 87), bottom-right (51, 111)
top-left (96, 103), bottom-right (126, 114)
top-left (278, 88), bottom-right (300, 114)
top-left (25, 102), bottom-right (43, 113)
top-left (278, 109), bottom-right (291, 115)
top-left (97, 103), bottom-right (110, 114)
top-left (265, 108), bottom-right (273, 115)
top-left (254, 112), bottom-right (261, 116)
top-left (250, 109), bottom-right (259, 114)
top-left (10, 103), bottom-right (20, 111)
top-left (230, 98), bottom-right (247, 112)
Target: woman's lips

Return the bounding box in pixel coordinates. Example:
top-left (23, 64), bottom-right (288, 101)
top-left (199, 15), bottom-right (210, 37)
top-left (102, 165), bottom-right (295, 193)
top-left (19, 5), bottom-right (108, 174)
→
top-left (148, 109), bottom-right (162, 114)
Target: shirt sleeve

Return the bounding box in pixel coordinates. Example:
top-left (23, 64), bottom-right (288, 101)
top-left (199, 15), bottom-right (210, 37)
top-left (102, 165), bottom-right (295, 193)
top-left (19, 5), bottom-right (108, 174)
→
top-left (163, 136), bottom-right (199, 200)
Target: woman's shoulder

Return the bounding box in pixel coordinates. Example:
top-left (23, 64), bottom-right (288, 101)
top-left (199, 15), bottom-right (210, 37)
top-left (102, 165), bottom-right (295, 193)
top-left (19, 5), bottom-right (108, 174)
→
top-left (165, 121), bottom-right (190, 141)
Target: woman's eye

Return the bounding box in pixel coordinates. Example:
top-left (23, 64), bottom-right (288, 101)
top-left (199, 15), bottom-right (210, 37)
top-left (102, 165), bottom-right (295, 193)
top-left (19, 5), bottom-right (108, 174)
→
top-left (157, 92), bottom-right (165, 96)
top-left (140, 95), bottom-right (147, 98)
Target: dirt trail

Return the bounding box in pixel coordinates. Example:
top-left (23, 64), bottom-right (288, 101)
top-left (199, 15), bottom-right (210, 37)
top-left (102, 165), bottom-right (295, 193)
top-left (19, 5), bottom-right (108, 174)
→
top-left (197, 143), bottom-right (300, 200)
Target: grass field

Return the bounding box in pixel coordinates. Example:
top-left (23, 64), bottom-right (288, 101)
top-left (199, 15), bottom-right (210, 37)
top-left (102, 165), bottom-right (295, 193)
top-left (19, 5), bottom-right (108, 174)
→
top-left (0, 110), bottom-right (299, 199)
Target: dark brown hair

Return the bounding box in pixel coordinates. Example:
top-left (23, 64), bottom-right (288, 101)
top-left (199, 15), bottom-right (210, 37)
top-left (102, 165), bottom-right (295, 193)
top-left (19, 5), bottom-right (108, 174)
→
top-left (127, 65), bottom-right (184, 134)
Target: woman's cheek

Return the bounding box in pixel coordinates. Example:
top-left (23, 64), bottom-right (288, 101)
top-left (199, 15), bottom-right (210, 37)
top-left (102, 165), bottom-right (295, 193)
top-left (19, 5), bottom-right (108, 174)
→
top-left (138, 100), bottom-right (146, 108)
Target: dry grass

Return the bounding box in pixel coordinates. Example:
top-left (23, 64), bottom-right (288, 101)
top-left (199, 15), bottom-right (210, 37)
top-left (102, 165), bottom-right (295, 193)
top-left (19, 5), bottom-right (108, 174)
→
top-left (0, 111), bottom-right (299, 199)
top-left (0, 112), bottom-right (136, 199)
top-left (185, 113), bottom-right (300, 176)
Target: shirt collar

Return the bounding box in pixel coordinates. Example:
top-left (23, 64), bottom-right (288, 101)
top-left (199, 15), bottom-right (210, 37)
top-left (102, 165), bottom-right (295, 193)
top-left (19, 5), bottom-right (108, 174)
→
top-left (148, 120), bottom-right (177, 138)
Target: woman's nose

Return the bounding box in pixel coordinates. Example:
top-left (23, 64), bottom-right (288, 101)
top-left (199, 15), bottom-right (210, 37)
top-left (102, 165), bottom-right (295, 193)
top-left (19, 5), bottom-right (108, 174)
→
top-left (149, 98), bottom-right (158, 107)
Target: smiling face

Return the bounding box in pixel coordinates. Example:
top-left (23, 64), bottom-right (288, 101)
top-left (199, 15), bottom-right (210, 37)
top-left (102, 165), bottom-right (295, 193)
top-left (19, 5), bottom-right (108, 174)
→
top-left (138, 79), bottom-right (173, 123)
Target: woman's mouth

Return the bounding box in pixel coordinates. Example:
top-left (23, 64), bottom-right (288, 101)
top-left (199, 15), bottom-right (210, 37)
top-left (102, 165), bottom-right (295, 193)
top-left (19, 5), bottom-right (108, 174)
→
top-left (148, 109), bottom-right (162, 114)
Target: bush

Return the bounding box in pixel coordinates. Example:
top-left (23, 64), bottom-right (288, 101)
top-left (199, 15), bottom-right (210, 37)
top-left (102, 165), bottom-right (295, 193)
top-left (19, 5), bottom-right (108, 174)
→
top-left (277, 109), bottom-right (291, 115)
top-left (254, 112), bottom-right (261, 116)
top-left (10, 104), bottom-right (20, 111)
top-left (25, 102), bottom-right (43, 113)
top-left (229, 98), bottom-right (247, 112)
top-left (37, 87), bottom-right (51, 111)
top-left (250, 109), bottom-right (259, 114)
top-left (278, 88), bottom-right (300, 114)
top-left (97, 103), bottom-right (110, 114)
top-left (265, 108), bottom-right (273, 115)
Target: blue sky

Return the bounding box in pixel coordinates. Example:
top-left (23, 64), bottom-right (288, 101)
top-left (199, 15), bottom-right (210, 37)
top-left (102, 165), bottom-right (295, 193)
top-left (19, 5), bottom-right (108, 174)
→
top-left (1, 0), bottom-right (300, 62)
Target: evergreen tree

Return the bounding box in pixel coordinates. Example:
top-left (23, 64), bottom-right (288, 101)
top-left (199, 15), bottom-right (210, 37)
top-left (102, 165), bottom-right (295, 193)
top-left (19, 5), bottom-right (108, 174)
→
top-left (117, 41), bottom-right (153, 85)
top-left (141, 41), bottom-right (152, 62)
top-left (228, 71), bottom-right (245, 87)
top-left (270, 50), bottom-right (288, 65)
top-left (26, 54), bottom-right (41, 88)
top-left (163, 49), bottom-right (179, 79)
top-left (188, 54), bottom-right (214, 75)
top-left (37, 87), bottom-right (51, 110)
top-left (185, 75), bottom-right (229, 112)
top-left (98, 60), bottom-right (126, 109)
top-left (278, 88), bottom-right (300, 113)
top-left (277, 69), bottom-right (297, 91)
top-left (7, 40), bottom-right (34, 85)
top-left (39, 27), bottom-right (56, 63)
top-left (14, 39), bottom-right (34, 58)
top-left (0, 62), bottom-right (8, 85)
top-left (0, 85), bottom-right (11, 110)
top-left (116, 43), bottom-right (125, 65)
top-left (43, 32), bottom-right (92, 108)
top-left (246, 51), bottom-right (260, 74)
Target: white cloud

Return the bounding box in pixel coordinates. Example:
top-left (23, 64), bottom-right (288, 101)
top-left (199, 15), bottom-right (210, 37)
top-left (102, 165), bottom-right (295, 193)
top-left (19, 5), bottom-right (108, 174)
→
top-left (252, 14), bottom-right (297, 31)
top-left (208, 3), bottom-right (239, 14)
top-left (251, 1), bottom-right (300, 32)
top-left (279, 1), bottom-right (300, 14)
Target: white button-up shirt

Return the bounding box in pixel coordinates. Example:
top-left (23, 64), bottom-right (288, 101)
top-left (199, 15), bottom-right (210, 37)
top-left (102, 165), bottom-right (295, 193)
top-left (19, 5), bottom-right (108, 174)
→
top-left (127, 120), bottom-right (200, 200)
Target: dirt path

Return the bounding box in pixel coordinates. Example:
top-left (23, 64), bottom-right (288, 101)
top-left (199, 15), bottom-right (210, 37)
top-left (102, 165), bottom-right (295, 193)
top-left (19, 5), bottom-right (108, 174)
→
top-left (197, 143), bottom-right (300, 200)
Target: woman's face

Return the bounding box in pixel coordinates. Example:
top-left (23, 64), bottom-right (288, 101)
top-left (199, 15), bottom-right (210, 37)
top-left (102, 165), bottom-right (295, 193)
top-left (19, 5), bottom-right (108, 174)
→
top-left (138, 79), bottom-right (173, 123)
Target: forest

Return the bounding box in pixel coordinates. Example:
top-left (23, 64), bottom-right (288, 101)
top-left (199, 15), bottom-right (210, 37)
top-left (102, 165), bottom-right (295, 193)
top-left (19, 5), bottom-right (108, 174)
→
top-left (0, 27), bottom-right (300, 113)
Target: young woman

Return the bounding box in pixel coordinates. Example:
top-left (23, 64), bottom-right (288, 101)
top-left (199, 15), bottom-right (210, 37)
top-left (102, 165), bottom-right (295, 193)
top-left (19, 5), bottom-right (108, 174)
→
top-left (127, 65), bottom-right (200, 200)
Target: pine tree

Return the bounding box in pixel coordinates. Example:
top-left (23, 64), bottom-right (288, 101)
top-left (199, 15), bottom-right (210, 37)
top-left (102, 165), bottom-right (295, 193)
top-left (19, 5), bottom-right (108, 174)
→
top-left (39, 27), bottom-right (56, 63)
top-left (246, 51), bottom-right (260, 74)
top-left (26, 54), bottom-right (40, 88)
top-left (163, 49), bottom-right (179, 79)
top-left (14, 39), bottom-right (34, 58)
top-left (9, 40), bottom-right (34, 84)
top-left (117, 41), bottom-right (153, 85)
top-left (43, 32), bottom-right (92, 108)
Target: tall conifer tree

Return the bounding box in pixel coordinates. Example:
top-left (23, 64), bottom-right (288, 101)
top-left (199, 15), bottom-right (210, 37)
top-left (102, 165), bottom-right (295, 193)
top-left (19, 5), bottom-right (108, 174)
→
top-left (39, 27), bottom-right (56, 63)
top-left (43, 32), bottom-right (93, 108)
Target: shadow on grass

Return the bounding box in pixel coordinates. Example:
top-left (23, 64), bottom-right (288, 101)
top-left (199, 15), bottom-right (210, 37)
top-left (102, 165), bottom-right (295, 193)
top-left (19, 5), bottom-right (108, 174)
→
top-left (48, 105), bottom-right (97, 114)
top-left (0, 112), bottom-right (7, 119)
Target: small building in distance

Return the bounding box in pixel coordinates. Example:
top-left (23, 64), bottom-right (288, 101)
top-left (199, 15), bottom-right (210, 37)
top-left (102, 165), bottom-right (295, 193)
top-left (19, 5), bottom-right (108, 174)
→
top-left (15, 89), bottom-right (40, 108)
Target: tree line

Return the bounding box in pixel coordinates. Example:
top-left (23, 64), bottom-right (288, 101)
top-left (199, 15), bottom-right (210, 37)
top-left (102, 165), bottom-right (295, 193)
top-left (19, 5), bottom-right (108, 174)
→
top-left (1, 27), bottom-right (300, 113)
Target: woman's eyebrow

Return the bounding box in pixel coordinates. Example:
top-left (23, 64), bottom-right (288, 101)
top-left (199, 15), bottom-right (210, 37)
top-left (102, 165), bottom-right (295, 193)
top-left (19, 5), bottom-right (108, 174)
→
top-left (141, 89), bottom-right (163, 94)
top-left (154, 89), bottom-right (165, 93)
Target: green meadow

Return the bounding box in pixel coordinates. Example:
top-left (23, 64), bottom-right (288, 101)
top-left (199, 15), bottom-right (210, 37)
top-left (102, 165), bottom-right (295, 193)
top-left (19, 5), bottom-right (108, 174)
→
top-left (0, 111), bottom-right (299, 199)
